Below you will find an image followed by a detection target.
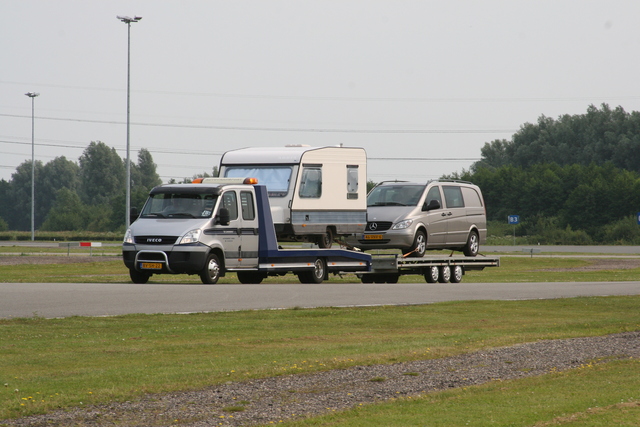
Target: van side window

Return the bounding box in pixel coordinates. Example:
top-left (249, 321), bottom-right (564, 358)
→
top-left (425, 186), bottom-right (442, 208)
top-left (240, 191), bottom-right (255, 220)
top-left (299, 167), bottom-right (322, 198)
top-left (221, 191), bottom-right (238, 220)
top-left (461, 187), bottom-right (483, 208)
top-left (346, 165), bottom-right (358, 199)
top-left (443, 186), bottom-right (464, 208)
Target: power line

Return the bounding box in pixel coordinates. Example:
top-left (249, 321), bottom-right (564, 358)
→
top-left (0, 113), bottom-right (516, 134)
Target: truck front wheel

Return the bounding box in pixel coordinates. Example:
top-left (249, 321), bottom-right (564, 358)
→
top-left (200, 253), bottom-right (221, 284)
top-left (129, 269), bottom-right (150, 284)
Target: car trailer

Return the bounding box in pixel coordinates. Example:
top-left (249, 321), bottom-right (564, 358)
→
top-left (359, 254), bottom-right (500, 283)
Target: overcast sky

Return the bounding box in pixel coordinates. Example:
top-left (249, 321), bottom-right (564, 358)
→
top-left (2, 1), bottom-right (640, 184)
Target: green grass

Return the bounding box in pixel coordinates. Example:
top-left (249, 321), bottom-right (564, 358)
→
top-left (284, 358), bottom-right (640, 426)
top-left (1, 296), bottom-right (639, 420)
top-left (0, 253), bottom-right (639, 283)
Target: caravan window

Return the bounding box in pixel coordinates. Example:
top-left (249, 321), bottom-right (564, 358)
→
top-left (299, 167), bottom-right (322, 198)
top-left (224, 166), bottom-right (292, 197)
top-left (347, 165), bottom-right (358, 199)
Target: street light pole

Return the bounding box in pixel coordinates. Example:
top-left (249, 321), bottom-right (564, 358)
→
top-left (25, 92), bottom-right (39, 241)
top-left (117, 15), bottom-right (142, 229)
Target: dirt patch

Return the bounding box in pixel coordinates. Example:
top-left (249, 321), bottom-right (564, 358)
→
top-left (0, 255), bottom-right (121, 266)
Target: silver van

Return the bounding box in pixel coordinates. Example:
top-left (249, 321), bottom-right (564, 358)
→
top-left (348, 180), bottom-right (487, 257)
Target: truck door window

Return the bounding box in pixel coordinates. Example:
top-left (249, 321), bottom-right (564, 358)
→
top-left (347, 165), bottom-right (358, 199)
top-left (222, 191), bottom-right (238, 220)
top-left (443, 186), bottom-right (465, 208)
top-left (299, 167), bottom-right (322, 198)
top-left (240, 191), bottom-right (255, 220)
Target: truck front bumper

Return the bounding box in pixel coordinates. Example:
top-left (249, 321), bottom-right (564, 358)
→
top-left (122, 243), bottom-right (210, 274)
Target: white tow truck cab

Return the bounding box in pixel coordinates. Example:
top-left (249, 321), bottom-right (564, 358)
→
top-left (122, 178), bottom-right (372, 284)
top-left (218, 145), bottom-right (367, 248)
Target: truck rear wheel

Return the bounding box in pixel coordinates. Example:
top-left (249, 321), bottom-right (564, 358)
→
top-left (200, 253), bottom-right (221, 284)
top-left (129, 269), bottom-right (150, 284)
top-left (298, 258), bottom-right (326, 283)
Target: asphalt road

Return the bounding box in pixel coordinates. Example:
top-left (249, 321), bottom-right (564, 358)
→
top-left (2, 280), bottom-right (640, 319)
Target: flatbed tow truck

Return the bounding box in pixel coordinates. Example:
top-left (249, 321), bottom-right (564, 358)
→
top-left (123, 178), bottom-right (498, 284)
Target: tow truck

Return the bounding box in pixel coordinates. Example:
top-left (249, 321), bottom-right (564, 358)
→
top-left (122, 178), bottom-right (498, 284)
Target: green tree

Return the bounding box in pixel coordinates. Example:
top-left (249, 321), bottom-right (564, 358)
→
top-left (78, 141), bottom-right (125, 206)
top-left (7, 160), bottom-right (44, 231)
top-left (41, 188), bottom-right (85, 231)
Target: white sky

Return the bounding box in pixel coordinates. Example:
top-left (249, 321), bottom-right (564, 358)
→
top-left (2, 1), bottom-right (640, 184)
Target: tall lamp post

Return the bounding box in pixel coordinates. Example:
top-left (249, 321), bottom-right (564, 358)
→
top-left (25, 92), bottom-right (39, 241)
top-left (117, 15), bottom-right (142, 229)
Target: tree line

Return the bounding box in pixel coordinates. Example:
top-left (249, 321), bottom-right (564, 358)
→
top-left (0, 141), bottom-right (161, 233)
top-left (448, 104), bottom-right (640, 244)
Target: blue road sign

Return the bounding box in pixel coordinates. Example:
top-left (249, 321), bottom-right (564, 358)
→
top-left (508, 215), bottom-right (520, 225)
top-left (637, 212), bottom-right (640, 225)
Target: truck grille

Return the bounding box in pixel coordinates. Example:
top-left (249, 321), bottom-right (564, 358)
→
top-left (134, 236), bottom-right (178, 245)
top-left (366, 222), bottom-right (392, 232)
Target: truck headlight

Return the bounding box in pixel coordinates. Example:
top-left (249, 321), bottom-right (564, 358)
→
top-left (392, 219), bottom-right (413, 230)
top-left (123, 228), bottom-right (134, 244)
top-left (178, 229), bottom-right (201, 245)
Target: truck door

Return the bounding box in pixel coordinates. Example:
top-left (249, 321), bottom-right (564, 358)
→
top-left (238, 190), bottom-right (259, 267)
top-left (219, 191), bottom-right (242, 269)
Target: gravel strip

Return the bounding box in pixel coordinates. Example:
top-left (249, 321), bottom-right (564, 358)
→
top-left (3, 331), bottom-right (639, 427)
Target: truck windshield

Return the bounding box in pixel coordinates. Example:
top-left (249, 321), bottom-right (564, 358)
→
top-left (140, 193), bottom-right (218, 218)
top-left (367, 185), bottom-right (425, 207)
top-left (224, 166), bottom-right (292, 197)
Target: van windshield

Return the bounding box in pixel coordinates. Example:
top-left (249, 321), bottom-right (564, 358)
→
top-left (367, 185), bottom-right (425, 207)
top-left (140, 193), bottom-right (218, 219)
top-left (224, 166), bottom-right (292, 197)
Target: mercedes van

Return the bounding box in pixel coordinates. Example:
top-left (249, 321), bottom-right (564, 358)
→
top-left (347, 180), bottom-right (487, 257)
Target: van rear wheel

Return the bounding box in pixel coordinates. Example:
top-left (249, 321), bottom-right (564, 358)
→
top-left (463, 231), bottom-right (479, 257)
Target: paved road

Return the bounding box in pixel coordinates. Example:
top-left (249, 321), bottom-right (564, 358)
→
top-left (1, 280), bottom-right (639, 319)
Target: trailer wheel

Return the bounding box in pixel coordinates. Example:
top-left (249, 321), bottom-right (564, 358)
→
top-left (129, 269), bottom-right (150, 284)
top-left (424, 266), bottom-right (439, 283)
top-left (317, 228), bottom-right (334, 249)
top-left (200, 253), bottom-right (221, 284)
top-left (298, 258), bottom-right (326, 283)
top-left (450, 265), bottom-right (464, 283)
top-left (384, 274), bottom-right (400, 284)
top-left (438, 266), bottom-right (451, 283)
top-left (463, 231), bottom-right (479, 257)
top-left (360, 274), bottom-right (374, 284)
top-left (237, 271), bottom-right (264, 284)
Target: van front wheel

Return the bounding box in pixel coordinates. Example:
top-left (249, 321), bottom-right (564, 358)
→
top-left (404, 230), bottom-right (426, 257)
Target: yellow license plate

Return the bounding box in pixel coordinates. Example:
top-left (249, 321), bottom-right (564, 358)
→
top-left (364, 234), bottom-right (383, 240)
top-left (141, 262), bottom-right (163, 270)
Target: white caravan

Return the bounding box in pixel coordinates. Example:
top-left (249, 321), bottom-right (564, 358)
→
top-left (217, 145), bottom-right (367, 247)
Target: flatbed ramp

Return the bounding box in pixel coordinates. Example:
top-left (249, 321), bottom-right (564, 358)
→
top-left (360, 254), bottom-right (500, 283)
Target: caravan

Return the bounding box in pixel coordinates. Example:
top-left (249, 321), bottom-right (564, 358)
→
top-left (218, 145), bottom-right (367, 247)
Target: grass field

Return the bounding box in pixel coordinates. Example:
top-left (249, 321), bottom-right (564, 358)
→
top-left (0, 246), bottom-right (639, 425)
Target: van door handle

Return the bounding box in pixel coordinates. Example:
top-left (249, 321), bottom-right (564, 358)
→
top-left (441, 212), bottom-right (452, 216)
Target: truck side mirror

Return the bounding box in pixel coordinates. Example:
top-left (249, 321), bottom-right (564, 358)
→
top-left (217, 207), bottom-right (230, 225)
top-left (423, 199), bottom-right (441, 211)
top-left (130, 207), bottom-right (139, 223)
